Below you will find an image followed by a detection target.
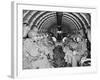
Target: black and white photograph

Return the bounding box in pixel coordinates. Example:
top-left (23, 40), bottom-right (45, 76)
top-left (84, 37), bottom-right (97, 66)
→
top-left (23, 10), bottom-right (91, 69)
top-left (10, 2), bottom-right (97, 78)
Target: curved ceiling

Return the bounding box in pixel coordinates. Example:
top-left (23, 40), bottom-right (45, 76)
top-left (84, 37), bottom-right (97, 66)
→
top-left (23, 10), bottom-right (91, 33)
